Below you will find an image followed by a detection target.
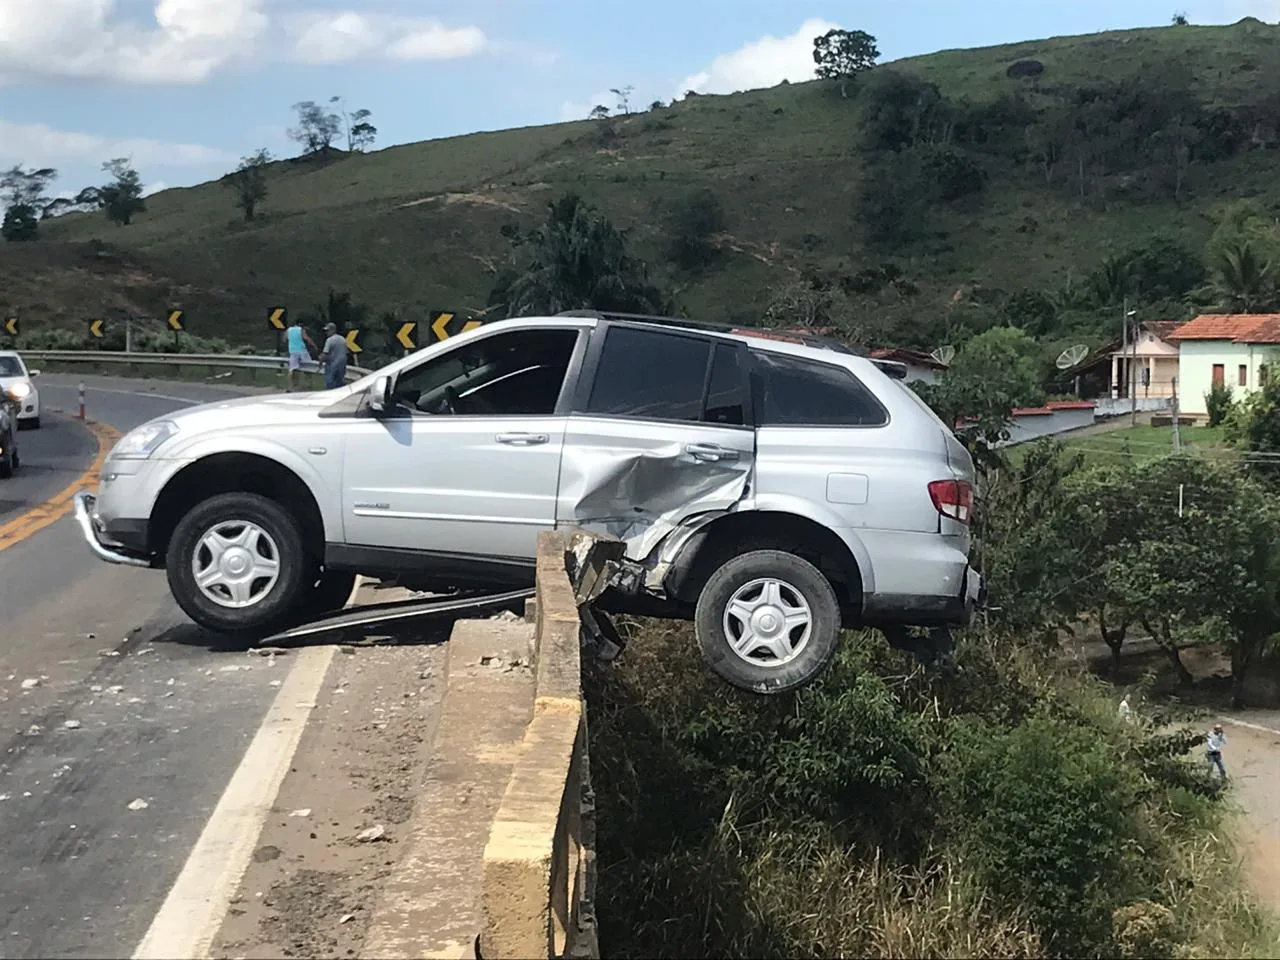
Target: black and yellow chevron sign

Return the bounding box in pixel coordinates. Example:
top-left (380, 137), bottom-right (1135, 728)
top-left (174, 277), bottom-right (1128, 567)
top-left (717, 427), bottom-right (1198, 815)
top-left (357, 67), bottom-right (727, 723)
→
top-left (88, 319), bottom-right (105, 339)
top-left (166, 309), bottom-right (185, 332)
top-left (268, 307), bottom-right (287, 331)
top-left (428, 310), bottom-right (484, 342)
top-left (2, 317), bottom-right (16, 336)
top-left (344, 328), bottom-right (362, 354)
top-left (395, 322), bottom-right (417, 350)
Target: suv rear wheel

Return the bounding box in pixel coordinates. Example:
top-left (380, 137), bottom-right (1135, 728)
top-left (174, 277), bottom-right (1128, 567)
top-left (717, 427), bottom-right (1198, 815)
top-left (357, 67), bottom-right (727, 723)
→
top-left (694, 549), bottom-right (841, 694)
top-left (166, 492), bottom-right (312, 635)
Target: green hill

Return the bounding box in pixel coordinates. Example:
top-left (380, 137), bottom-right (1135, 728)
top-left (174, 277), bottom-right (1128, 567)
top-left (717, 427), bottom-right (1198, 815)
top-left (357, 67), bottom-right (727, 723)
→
top-left (6, 17), bottom-right (1280, 358)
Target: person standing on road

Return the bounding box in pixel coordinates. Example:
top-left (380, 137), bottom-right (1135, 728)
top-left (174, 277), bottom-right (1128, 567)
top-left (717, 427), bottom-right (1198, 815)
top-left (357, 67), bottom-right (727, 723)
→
top-left (319, 322), bottom-right (348, 391)
top-left (286, 321), bottom-right (318, 392)
top-left (1206, 723), bottom-right (1228, 779)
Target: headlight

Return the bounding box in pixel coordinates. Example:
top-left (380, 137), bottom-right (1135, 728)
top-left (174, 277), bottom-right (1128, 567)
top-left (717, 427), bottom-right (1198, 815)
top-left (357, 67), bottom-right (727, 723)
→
top-left (110, 420), bottom-right (179, 460)
top-left (7, 381), bottom-right (31, 400)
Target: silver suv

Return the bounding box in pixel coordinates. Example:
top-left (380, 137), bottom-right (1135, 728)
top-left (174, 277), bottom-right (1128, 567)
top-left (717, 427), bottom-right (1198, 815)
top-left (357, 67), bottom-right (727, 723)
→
top-left (73, 312), bottom-right (981, 693)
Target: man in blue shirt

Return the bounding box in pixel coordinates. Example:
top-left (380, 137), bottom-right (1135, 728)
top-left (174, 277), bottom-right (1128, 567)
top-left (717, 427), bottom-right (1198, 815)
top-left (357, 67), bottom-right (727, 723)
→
top-left (286, 322), bottom-right (318, 392)
top-left (1205, 724), bottom-right (1227, 779)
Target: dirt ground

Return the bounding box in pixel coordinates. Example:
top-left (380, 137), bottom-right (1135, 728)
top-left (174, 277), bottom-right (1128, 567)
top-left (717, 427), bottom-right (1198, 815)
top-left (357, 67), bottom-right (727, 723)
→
top-left (1216, 719), bottom-right (1280, 911)
top-left (210, 638), bottom-right (447, 960)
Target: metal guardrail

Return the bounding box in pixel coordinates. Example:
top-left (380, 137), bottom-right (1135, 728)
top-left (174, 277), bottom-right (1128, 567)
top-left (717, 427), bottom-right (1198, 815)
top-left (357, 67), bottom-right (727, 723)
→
top-left (18, 350), bottom-right (376, 383)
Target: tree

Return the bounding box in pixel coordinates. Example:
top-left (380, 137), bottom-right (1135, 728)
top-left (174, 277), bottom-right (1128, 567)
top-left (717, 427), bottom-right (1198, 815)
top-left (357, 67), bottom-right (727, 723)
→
top-left (858, 70), bottom-right (950, 152)
top-left (912, 326), bottom-right (1045, 462)
top-left (664, 188), bottom-right (726, 270)
top-left (0, 165), bottom-right (58, 240)
top-left (347, 108), bottom-right (377, 152)
top-left (611, 86), bottom-right (634, 115)
top-left (1, 205), bottom-right (38, 242)
top-left (1172, 11), bottom-right (1189, 25)
top-left (289, 100), bottom-right (343, 155)
top-left (589, 105), bottom-right (611, 120)
top-left (649, 99), bottom-right (665, 111)
top-left (812, 28), bottom-right (879, 98)
top-left (84, 159), bottom-right (146, 226)
top-left (223, 148), bottom-right (272, 221)
top-left (1209, 240), bottom-right (1275, 311)
top-left (488, 193), bottom-right (666, 318)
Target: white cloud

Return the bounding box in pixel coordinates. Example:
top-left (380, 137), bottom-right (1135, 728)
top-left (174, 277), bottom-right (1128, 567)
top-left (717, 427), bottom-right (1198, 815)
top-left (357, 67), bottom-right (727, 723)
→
top-left (678, 17), bottom-right (840, 97)
top-left (0, 119), bottom-right (231, 169)
top-left (290, 11), bottom-right (486, 65)
top-left (0, 2), bottom-right (487, 83)
top-left (0, 0), bottom-right (268, 84)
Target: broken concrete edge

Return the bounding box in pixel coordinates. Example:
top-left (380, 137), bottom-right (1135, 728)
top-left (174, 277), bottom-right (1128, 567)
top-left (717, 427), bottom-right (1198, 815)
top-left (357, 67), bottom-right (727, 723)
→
top-left (478, 531), bottom-right (600, 960)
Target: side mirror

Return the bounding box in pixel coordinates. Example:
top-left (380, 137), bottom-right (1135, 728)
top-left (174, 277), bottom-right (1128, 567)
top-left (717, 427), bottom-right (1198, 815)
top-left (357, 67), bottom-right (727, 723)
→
top-left (27, 369), bottom-right (40, 378)
top-left (368, 375), bottom-right (393, 415)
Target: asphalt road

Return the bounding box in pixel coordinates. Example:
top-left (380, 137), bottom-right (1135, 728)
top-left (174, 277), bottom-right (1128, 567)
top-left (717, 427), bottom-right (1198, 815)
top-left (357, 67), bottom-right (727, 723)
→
top-left (0, 375), bottom-right (294, 959)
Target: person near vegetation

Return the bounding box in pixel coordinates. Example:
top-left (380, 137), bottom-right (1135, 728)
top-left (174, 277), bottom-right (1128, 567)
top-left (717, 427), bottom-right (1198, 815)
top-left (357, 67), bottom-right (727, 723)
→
top-left (1118, 693), bottom-right (1134, 725)
top-left (286, 321), bottom-right (318, 392)
top-left (1205, 724), bottom-right (1228, 779)
top-left (319, 322), bottom-right (348, 391)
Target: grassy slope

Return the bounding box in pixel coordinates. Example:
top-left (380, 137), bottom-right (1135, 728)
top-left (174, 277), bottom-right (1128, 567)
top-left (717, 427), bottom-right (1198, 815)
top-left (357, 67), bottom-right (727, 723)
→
top-left (5, 19), bottom-right (1280, 350)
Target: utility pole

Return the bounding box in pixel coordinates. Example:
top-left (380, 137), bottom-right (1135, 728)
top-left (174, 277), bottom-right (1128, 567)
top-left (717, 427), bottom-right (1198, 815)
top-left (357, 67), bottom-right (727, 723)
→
top-left (1127, 302), bottom-right (1138, 427)
top-left (1171, 376), bottom-right (1182, 453)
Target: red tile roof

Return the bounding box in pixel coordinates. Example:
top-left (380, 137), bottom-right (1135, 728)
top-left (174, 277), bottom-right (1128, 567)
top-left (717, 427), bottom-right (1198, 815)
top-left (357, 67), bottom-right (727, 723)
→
top-left (1167, 314), bottom-right (1280, 344)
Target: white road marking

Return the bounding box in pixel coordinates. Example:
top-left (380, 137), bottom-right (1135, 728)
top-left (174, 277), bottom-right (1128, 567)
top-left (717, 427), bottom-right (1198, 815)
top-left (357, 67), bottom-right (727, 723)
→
top-left (66, 385), bottom-right (203, 405)
top-left (131, 644), bottom-right (337, 960)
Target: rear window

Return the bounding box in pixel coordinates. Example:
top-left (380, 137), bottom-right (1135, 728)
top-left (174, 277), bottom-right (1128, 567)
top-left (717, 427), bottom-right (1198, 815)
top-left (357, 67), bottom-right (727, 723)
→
top-left (750, 351), bottom-right (888, 427)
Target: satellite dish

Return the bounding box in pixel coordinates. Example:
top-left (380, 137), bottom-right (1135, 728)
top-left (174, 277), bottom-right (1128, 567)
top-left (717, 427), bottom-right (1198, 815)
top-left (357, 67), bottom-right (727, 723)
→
top-left (1056, 343), bottom-right (1090, 370)
top-left (930, 345), bottom-right (956, 366)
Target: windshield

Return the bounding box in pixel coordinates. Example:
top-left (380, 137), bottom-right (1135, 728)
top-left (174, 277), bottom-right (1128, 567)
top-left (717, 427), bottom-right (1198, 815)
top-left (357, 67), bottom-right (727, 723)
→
top-left (0, 356), bottom-right (24, 378)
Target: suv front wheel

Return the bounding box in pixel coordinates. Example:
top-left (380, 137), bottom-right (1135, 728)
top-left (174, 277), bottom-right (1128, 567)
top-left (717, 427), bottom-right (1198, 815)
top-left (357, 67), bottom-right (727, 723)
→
top-left (166, 492), bottom-right (312, 635)
top-left (694, 549), bottom-right (841, 694)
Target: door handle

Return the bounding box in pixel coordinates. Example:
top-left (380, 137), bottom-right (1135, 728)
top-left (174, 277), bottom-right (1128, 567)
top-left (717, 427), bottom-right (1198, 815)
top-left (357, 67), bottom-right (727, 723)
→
top-left (496, 432), bottom-right (550, 446)
top-left (685, 442), bottom-right (739, 462)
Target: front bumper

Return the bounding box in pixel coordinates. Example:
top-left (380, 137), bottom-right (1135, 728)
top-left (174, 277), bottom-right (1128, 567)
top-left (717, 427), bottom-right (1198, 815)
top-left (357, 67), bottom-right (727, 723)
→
top-left (73, 492), bottom-right (152, 568)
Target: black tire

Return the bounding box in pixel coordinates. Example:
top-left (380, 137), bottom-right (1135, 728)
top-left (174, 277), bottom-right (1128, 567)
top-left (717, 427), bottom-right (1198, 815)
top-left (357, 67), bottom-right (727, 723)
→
top-left (0, 429), bottom-right (14, 478)
top-left (694, 549), bottom-right (841, 695)
top-left (166, 492), bottom-right (312, 635)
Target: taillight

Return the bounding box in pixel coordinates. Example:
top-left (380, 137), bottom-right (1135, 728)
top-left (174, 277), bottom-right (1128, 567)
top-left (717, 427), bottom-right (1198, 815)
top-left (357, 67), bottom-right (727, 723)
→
top-left (928, 479), bottom-right (973, 524)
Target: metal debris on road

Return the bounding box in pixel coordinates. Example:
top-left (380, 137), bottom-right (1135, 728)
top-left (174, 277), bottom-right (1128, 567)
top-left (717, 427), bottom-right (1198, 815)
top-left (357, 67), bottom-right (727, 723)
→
top-left (127, 798), bottom-right (149, 811)
top-left (289, 808), bottom-right (311, 818)
top-left (339, 914), bottom-right (355, 924)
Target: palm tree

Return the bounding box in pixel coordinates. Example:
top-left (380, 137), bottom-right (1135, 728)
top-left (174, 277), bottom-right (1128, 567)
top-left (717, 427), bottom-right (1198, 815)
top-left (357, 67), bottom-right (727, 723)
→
top-left (1210, 240), bottom-right (1275, 312)
top-left (494, 194), bottom-right (666, 318)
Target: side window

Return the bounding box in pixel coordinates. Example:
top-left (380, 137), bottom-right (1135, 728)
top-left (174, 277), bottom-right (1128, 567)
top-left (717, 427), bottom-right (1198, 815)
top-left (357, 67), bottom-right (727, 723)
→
top-left (750, 351), bottom-right (888, 427)
top-left (585, 327), bottom-right (711, 421)
top-left (705, 344), bottom-right (745, 425)
top-left (391, 328), bottom-right (579, 416)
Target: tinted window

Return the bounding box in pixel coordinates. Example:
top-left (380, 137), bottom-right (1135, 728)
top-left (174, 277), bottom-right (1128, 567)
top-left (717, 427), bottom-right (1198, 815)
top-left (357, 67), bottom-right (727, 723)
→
top-left (586, 327), bottom-right (710, 421)
top-left (705, 344), bottom-right (745, 425)
top-left (750, 351), bottom-right (887, 426)
top-left (392, 328), bottom-right (578, 416)
top-left (0, 356), bottom-right (22, 377)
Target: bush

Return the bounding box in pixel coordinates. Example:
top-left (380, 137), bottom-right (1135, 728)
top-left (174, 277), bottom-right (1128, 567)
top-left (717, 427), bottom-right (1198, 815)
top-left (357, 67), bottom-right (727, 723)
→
top-left (665, 188), bottom-right (726, 270)
top-left (585, 621), bottom-right (1272, 959)
top-left (1, 203), bottom-right (38, 242)
top-left (921, 145), bottom-right (987, 201)
top-left (1205, 381), bottom-right (1234, 426)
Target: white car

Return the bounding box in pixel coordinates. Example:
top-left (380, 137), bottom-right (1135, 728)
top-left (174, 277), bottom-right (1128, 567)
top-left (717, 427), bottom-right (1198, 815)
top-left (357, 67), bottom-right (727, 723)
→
top-left (0, 351), bottom-right (41, 429)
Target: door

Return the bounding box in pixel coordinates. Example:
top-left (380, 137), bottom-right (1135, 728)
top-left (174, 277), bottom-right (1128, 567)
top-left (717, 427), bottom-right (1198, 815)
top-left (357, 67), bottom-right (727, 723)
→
top-left (1212, 363), bottom-right (1225, 387)
top-left (341, 326), bottom-right (585, 562)
top-left (559, 324), bottom-right (756, 558)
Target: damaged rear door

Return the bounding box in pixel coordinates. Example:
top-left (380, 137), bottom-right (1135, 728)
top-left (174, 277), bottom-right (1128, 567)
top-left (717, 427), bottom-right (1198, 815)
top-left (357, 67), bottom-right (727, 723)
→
top-left (557, 323), bottom-right (755, 558)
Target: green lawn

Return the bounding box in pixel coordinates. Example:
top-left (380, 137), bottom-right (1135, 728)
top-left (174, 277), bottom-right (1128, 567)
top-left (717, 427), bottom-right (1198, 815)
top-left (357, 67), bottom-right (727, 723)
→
top-left (1009, 422), bottom-right (1229, 469)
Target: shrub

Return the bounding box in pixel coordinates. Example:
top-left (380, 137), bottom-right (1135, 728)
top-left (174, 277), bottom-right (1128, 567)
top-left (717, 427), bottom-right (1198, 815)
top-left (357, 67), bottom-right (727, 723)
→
top-left (664, 188), bottom-right (726, 270)
top-left (1205, 381), bottom-right (1234, 426)
top-left (921, 145), bottom-right (987, 201)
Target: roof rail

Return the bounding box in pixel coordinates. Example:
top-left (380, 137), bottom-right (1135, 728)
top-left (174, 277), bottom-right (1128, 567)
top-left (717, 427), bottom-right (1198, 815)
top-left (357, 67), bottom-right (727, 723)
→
top-left (555, 310), bottom-right (863, 356)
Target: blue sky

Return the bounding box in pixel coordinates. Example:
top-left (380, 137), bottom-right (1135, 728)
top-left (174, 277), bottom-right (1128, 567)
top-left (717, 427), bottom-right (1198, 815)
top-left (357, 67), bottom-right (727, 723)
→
top-left (0, 0), bottom-right (1272, 198)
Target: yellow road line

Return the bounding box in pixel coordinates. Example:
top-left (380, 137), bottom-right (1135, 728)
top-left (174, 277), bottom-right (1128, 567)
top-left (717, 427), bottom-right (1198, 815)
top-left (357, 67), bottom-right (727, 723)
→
top-left (0, 418), bottom-right (120, 553)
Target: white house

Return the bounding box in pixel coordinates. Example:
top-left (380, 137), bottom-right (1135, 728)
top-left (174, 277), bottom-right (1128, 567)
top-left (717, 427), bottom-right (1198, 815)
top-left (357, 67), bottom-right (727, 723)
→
top-left (1108, 321), bottom-right (1181, 400)
top-left (1168, 314), bottom-right (1280, 417)
top-left (868, 347), bottom-right (948, 385)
